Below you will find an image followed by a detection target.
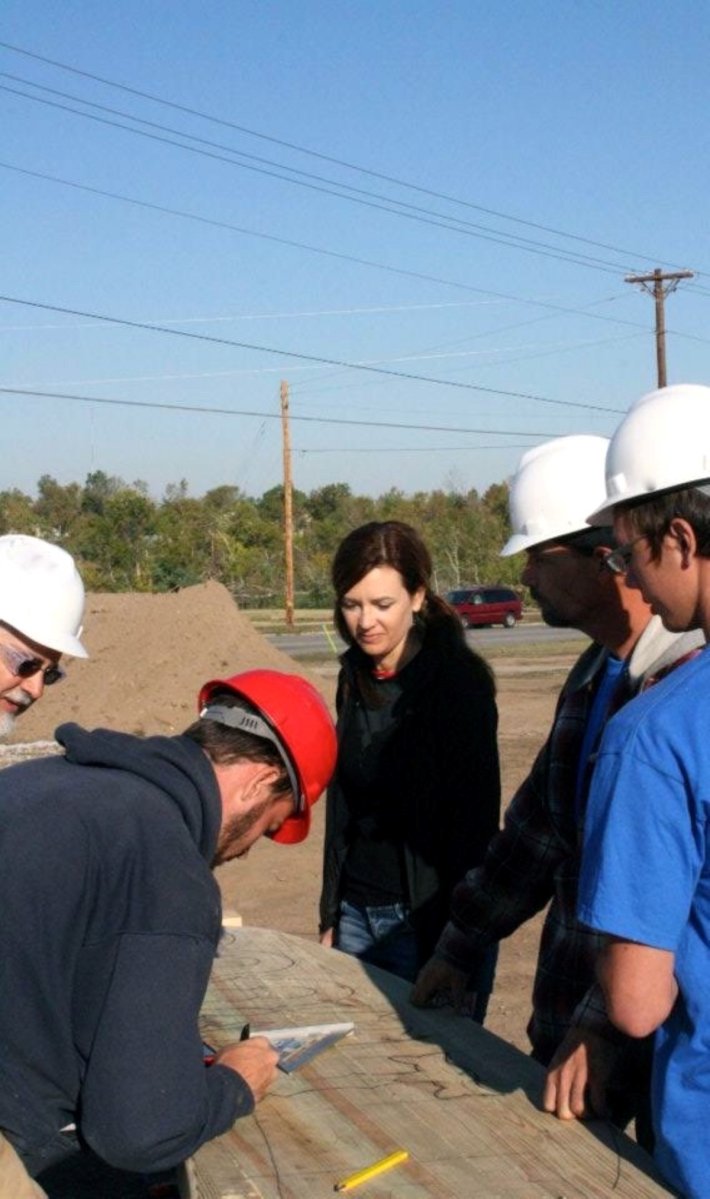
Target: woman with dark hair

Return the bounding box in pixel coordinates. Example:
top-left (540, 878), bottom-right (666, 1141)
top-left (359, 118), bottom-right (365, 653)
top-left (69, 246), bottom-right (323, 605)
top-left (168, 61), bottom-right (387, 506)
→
top-left (319, 521), bottom-right (500, 1021)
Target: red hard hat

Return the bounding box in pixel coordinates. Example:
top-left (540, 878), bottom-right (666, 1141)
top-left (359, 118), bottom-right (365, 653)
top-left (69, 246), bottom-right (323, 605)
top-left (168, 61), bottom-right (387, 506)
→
top-left (198, 669), bottom-right (337, 845)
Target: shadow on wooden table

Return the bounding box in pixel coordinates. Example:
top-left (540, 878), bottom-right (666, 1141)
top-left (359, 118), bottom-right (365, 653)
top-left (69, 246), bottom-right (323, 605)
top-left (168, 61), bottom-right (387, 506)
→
top-left (192, 927), bottom-right (673, 1198)
top-left (365, 961), bottom-right (671, 1193)
top-left (31, 927), bottom-right (672, 1199)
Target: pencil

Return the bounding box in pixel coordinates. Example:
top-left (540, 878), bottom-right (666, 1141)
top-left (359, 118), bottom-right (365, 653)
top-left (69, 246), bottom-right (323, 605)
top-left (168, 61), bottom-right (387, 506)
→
top-left (334, 1149), bottom-right (409, 1192)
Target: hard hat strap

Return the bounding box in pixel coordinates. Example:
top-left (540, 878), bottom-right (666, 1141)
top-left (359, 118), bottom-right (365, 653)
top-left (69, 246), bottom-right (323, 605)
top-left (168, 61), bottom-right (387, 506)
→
top-left (199, 702), bottom-right (303, 813)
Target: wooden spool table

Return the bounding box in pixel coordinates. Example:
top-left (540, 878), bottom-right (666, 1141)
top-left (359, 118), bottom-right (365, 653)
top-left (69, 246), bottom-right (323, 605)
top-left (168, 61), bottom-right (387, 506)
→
top-left (182, 927), bottom-right (672, 1198)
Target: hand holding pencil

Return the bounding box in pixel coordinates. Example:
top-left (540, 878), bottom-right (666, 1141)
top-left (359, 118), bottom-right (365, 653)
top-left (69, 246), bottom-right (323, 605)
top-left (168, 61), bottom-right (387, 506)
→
top-left (213, 1030), bottom-right (278, 1103)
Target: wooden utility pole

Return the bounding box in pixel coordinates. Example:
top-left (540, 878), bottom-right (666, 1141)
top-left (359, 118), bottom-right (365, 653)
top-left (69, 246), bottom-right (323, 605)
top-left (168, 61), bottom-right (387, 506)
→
top-left (625, 267), bottom-right (694, 387)
top-left (280, 380), bottom-right (295, 629)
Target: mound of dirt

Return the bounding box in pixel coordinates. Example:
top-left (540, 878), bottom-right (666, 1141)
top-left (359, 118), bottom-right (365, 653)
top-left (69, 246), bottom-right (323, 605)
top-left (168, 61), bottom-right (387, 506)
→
top-left (8, 581), bottom-right (335, 743)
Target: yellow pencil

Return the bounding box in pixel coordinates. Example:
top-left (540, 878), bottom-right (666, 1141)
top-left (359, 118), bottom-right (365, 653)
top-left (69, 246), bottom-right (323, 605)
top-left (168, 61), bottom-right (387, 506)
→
top-left (334, 1149), bottom-right (409, 1192)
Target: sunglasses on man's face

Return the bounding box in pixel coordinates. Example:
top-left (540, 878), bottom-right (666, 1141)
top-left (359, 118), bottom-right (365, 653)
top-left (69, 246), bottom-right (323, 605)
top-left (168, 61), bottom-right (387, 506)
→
top-left (0, 643), bottom-right (65, 686)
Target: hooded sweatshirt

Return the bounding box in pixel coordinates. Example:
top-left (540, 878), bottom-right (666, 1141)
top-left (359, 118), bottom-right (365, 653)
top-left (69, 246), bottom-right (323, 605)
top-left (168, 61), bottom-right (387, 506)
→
top-left (0, 724), bottom-right (254, 1177)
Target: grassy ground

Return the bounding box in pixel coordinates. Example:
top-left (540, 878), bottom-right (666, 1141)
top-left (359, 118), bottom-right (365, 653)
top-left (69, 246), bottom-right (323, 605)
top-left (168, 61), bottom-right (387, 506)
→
top-left (241, 609), bottom-right (336, 634)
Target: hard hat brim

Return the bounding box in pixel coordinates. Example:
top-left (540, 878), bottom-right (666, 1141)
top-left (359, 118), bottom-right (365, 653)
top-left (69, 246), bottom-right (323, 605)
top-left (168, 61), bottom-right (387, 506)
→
top-left (587, 475), bottom-right (710, 527)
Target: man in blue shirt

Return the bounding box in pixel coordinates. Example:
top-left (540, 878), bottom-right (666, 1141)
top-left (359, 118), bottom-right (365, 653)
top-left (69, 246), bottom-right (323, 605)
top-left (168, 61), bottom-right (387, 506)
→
top-left (579, 383), bottom-right (710, 1199)
top-left (412, 434), bottom-right (702, 1145)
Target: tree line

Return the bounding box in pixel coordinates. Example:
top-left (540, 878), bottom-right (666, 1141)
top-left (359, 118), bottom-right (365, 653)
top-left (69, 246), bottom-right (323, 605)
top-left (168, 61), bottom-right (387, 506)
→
top-left (0, 471), bottom-right (521, 604)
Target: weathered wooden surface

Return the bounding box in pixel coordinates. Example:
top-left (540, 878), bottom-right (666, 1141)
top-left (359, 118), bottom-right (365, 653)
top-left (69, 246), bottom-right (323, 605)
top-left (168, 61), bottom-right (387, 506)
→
top-left (185, 928), bottom-right (671, 1198)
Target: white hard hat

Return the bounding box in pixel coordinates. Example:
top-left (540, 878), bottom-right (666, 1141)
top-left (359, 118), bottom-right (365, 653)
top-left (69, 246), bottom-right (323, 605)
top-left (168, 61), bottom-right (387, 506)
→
top-left (0, 535), bottom-right (88, 657)
top-left (501, 434), bottom-right (611, 556)
top-left (588, 383), bottom-right (710, 525)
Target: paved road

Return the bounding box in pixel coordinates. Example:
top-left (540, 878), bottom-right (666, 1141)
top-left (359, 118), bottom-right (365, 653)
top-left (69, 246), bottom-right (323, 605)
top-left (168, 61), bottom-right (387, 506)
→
top-left (267, 622), bottom-right (587, 659)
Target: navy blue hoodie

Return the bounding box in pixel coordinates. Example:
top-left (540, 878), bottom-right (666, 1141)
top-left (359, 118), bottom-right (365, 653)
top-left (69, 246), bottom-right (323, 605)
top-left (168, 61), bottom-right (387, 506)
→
top-left (0, 724), bottom-right (254, 1176)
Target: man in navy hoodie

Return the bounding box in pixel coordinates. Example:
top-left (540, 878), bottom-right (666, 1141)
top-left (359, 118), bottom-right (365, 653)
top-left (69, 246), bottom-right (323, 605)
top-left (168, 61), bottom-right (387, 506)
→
top-left (0, 669), bottom-right (336, 1189)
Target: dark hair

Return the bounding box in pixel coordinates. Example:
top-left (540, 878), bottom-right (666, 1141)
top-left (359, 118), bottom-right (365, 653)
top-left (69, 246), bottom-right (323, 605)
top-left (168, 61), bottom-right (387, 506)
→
top-left (331, 520), bottom-right (494, 695)
top-left (620, 485), bottom-right (710, 560)
top-left (183, 693), bottom-right (291, 797)
top-left (332, 520), bottom-right (457, 643)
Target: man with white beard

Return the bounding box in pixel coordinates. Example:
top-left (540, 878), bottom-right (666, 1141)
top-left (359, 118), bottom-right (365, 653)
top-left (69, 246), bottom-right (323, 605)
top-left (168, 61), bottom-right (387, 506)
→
top-left (0, 534), bottom-right (87, 739)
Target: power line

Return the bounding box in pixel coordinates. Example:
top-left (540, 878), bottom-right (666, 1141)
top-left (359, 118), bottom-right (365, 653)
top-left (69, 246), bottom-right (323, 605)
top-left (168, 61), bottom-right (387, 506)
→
top-left (297, 444), bottom-right (534, 453)
top-left (6, 159), bottom-right (707, 361)
top-left (0, 79), bottom-right (652, 275)
top-left (0, 333), bottom-right (644, 403)
top-left (0, 164), bottom-right (609, 321)
top-left (0, 333), bottom-right (643, 394)
top-left (291, 332), bottom-right (650, 400)
top-left (0, 385), bottom-right (580, 438)
top-left (0, 161), bottom-right (645, 332)
top-left (0, 38), bottom-right (697, 274)
top-left (0, 293), bottom-right (628, 415)
top-left (0, 283), bottom-right (511, 328)
top-left (0, 161), bottom-right (663, 345)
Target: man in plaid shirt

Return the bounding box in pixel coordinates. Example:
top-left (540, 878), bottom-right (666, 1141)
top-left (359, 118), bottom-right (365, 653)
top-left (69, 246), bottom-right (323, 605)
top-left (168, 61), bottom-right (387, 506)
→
top-left (412, 435), bottom-right (703, 1145)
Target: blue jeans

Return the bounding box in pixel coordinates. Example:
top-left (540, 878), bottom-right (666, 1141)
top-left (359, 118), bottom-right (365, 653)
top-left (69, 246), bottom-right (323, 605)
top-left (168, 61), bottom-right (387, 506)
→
top-left (336, 900), bottom-right (420, 983)
top-left (336, 899), bottom-right (497, 1024)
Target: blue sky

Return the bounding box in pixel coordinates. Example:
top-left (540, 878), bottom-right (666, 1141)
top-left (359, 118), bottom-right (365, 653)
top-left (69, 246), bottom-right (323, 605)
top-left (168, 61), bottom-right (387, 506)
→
top-left (2, 1), bottom-right (709, 500)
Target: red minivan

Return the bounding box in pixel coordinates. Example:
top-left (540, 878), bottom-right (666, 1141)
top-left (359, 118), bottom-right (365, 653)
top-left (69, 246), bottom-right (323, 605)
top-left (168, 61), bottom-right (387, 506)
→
top-left (445, 586), bottom-right (523, 629)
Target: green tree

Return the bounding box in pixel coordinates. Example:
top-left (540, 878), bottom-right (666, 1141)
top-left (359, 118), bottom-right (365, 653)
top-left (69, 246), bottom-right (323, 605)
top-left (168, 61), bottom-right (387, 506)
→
top-left (203, 484), bottom-right (246, 512)
top-left (82, 470), bottom-right (125, 516)
top-left (0, 489), bottom-right (36, 535)
top-left (15, 470), bottom-right (523, 601)
top-left (163, 479), bottom-right (190, 504)
top-left (152, 494), bottom-right (212, 590)
top-left (482, 481), bottom-right (510, 526)
top-left (79, 489), bottom-right (157, 590)
top-left (35, 475), bottom-right (82, 539)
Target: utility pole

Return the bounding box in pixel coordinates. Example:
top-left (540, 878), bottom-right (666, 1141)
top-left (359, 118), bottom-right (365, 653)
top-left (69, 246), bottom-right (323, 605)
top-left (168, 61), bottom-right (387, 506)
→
top-left (625, 267), bottom-right (694, 388)
top-left (280, 379), bottom-right (295, 629)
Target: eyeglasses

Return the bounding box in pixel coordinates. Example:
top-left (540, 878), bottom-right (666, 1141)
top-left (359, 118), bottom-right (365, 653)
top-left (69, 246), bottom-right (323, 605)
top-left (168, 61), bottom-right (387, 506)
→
top-left (0, 643), bottom-right (65, 686)
top-left (603, 535), bottom-right (648, 576)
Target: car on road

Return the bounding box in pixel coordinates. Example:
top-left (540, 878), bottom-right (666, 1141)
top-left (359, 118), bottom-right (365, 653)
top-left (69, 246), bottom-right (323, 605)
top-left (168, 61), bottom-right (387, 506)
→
top-left (445, 586), bottom-right (523, 629)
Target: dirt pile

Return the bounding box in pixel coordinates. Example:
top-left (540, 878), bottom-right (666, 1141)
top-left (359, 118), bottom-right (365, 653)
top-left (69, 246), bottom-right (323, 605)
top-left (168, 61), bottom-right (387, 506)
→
top-left (9, 581), bottom-right (335, 743)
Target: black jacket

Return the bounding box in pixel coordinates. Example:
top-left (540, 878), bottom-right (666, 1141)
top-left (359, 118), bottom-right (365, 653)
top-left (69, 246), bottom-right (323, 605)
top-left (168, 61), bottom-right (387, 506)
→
top-left (0, 724), bottom-right (253, 1177)
top-left (319, 630), bottom-right (501, 964)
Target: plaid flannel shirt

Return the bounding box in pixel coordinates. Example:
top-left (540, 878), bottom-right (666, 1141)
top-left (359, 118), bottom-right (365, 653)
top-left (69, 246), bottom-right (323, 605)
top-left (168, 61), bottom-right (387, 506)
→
top-left (436, 619), bottom-right (704, 1064)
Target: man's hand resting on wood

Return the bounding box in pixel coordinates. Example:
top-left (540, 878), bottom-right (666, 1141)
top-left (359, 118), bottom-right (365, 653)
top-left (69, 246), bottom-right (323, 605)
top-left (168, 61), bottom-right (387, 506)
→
top-left (542, 1029), bottom-right (618, 1122)
top-left (411, 957), bottom-right (469, 1012)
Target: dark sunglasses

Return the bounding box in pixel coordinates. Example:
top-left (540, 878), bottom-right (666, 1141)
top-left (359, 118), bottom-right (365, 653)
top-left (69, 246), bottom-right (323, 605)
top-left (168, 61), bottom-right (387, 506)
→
top-left (0, 643), bottom-right (65, 686)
